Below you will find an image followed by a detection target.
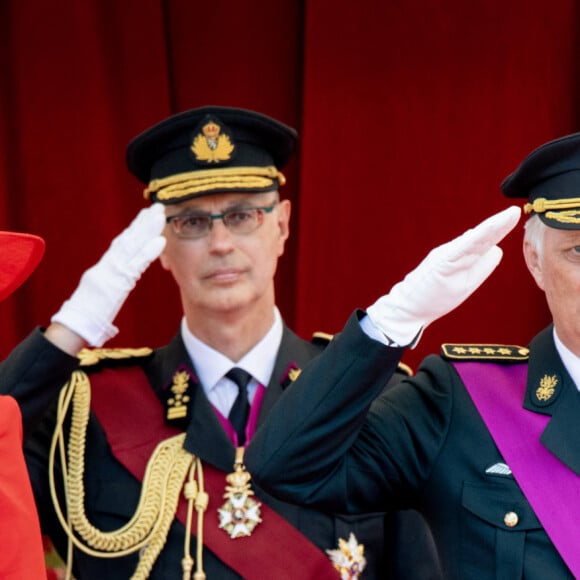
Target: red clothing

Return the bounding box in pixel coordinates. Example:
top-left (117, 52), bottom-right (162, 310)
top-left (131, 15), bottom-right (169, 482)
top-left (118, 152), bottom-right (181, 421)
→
top-left (0, 396), bottom-right (45, 579)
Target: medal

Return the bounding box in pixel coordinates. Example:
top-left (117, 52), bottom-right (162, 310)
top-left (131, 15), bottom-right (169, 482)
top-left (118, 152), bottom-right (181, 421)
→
top-left (218, 447), bottom-right (262, 538)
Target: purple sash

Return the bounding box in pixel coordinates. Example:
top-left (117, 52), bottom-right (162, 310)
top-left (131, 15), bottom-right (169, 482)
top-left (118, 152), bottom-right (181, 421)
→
top-left (453, 361), bottom-right (580, 575)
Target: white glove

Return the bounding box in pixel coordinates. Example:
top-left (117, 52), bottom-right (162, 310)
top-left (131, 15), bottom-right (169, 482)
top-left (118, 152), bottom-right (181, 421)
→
top-left (51, 203), bottom-right (167, 346)
top-left (366, 205), bottom-right (521, 347)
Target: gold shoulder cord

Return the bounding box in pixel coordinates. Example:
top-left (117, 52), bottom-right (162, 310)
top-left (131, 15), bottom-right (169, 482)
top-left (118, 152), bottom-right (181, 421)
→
top-left (48, 370), bottom-right (209, 579)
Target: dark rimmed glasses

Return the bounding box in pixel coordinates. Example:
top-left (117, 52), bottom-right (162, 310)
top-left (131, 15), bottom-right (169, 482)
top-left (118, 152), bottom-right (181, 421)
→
top-left (165, 201), bottom-right (278, 240)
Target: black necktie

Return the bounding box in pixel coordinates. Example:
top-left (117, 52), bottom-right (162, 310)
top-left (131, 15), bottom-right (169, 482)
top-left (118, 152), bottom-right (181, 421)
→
top-left (226, 367), bottom-right (252, 446)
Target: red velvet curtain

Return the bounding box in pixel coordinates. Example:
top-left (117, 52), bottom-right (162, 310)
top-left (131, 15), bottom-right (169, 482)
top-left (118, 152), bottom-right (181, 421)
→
top-left (1, 0), bottom-right (577, 369)
top-left (0, 0), bottom-right (303, 356)
top-left (296, 1), bottom-right (578, 367)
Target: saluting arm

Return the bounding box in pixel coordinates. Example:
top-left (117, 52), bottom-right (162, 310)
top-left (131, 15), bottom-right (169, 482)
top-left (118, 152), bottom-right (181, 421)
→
top-left (246, 206), bottom-right (521, 509)
top-left (0, 204), bottom-right (166, 434)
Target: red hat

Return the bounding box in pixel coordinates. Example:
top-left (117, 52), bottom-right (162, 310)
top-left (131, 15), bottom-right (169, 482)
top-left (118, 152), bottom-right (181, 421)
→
top-left (0, 232), bottom-right (45, 301)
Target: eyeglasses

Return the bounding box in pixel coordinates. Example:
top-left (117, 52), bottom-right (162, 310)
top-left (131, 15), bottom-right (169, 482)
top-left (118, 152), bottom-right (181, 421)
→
top-left (165, 202), bottom-right (278, 239)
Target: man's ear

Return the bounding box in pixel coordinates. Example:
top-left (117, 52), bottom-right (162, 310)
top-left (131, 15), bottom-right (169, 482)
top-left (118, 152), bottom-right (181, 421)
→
top-left (523, 238), bottom-right (545, 291)
top-left (276, 199), bottom-right (291, 255)
top-left (159, 246), bottom-right (170, 271)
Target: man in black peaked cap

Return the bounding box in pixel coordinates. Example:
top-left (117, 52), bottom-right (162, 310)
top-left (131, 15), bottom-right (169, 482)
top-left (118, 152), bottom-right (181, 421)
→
top-left (10, 105), bottom-right (465, 579)
top-left (245, 132), bottom-right (580, 579)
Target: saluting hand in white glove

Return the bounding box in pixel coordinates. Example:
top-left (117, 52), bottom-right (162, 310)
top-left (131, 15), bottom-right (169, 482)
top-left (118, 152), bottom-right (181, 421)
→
top-left (366, 205), bottom-right (521, 347)
top-left (51, 203), bottom-right (167, 347)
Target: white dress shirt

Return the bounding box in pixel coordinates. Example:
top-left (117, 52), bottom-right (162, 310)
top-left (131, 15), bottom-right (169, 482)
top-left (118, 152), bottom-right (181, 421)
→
top-left (553, 327), bottom-right (580, 392)
top-left (180, 307), bottom-right (283, 417)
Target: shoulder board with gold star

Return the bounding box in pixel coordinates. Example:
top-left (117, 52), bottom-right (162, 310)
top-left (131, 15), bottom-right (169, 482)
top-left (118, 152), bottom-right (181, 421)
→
top-left (77, 347), bottom-right (154, 367)
top-left (440, 343), bottom-right (529, 362)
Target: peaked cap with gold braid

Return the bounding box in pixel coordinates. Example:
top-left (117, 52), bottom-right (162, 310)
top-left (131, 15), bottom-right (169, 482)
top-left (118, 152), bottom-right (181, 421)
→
top-left (502, 132), bottom-right (580, 229)
top-left (126, 106), bottom-right (297, 204)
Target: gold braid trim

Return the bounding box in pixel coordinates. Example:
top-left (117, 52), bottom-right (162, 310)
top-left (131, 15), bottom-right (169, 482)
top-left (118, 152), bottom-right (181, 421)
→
top-left (182, 459), bottom-right (209, 580)
top-left (77, 347), bottom-right (153, 367)
top-left (143, 166), bottom-right (286, 201)
top-left (131, 449), bottom-right (198, 580)
top-left (544, 210), bottom-right (580, 224)
top-left (49, 370), bottom-right (207, 579)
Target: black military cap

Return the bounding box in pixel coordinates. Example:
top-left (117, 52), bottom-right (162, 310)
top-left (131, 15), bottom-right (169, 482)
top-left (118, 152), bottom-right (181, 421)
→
top-left (501, 132), bottom-right (580, 229)
top-left (126, 106), bottom-right (298, 204)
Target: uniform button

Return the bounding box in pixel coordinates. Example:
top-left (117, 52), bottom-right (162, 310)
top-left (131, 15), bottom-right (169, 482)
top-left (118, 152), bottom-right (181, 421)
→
top-left (504, 511), bottom-right (519, 528)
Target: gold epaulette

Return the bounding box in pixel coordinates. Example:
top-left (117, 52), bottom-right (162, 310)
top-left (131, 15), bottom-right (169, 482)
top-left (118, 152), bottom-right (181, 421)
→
top-left (397, 362), bottom-right (414, 376)
top-left (441, 343), bottom-right (529, 362)
top-left (77, 347), bottom-right (154, 367)
top-left (311, 331), bottom-right (334, 347)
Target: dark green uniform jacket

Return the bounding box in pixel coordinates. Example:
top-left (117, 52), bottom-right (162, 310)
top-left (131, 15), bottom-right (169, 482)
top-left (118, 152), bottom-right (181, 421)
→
top-left (11, 317), bottom-right (440, 579)
top-left (247, 319), bottom-right (576, 579)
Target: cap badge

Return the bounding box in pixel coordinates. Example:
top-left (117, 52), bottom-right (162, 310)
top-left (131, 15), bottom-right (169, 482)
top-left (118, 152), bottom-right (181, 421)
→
top-left (326, 532), bottom-right (367, 579)
top-left (535, 374), bottom-right (558, 402)
top-left (191, 119), bottom-right (234, 163)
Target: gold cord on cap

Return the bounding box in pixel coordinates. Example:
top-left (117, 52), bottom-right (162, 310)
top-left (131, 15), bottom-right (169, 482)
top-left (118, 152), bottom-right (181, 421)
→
top-left (523, 196), bottom-right (580, 225)
top-left (524, 196), bottom-right (580, 214)
top-left (144, 166), bottom-right (286, 202)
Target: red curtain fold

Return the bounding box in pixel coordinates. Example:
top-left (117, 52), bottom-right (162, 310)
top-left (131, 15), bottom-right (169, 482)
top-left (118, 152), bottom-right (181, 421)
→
top-left (0, 0), bottom-right (576, 368)
top-left (0, 0), bottom-right (303, 356)
top-left (296, 1), bottom-right (574, 366)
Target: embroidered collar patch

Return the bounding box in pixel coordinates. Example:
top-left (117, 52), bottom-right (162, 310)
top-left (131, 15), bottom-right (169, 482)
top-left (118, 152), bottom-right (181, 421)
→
top-left (164, 366), bottom-right (198, 427)
top-left (532, 373), bottom-right (562, 407)
top-left (280, 362), bottom-right (301, 389)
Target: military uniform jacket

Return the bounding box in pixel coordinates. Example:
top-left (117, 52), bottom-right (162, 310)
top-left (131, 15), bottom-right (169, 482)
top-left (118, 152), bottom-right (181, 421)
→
top-left (247, 321), bottom-right (578, 579)
top-left (17, 318), bottom-right (435, 580)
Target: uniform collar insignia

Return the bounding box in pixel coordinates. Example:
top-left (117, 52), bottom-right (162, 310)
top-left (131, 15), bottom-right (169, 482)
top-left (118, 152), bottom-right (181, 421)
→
top-left (532, 373), bottom-right (562, 407)
top-left (523, 327), bottom-right (566, 413)
top-left (164, 366), bottom-right (197, 427)
top-left (280, 362), bottom-right (301, 389)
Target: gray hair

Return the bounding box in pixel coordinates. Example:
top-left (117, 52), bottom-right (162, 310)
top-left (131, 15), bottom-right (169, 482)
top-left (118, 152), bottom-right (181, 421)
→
top-left (523, 214), bottom-right (545, 261)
